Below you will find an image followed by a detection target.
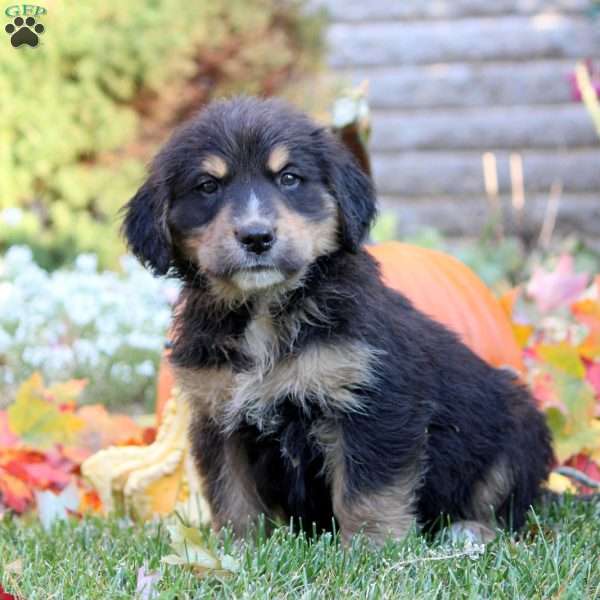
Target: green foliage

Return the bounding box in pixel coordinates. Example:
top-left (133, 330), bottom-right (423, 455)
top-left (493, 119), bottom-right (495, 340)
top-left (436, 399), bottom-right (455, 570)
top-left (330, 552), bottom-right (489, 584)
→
top-left (0, 0), bottom-right (323, 269)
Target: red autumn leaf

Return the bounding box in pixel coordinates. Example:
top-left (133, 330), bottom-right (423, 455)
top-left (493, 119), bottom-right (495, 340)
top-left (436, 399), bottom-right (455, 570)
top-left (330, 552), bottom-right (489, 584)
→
top-left (0, 467), bottom-right (34, 512)
top-left (21, 461), bottom-right (72, 490)
top-left (0, 448), bottom-right (75, 511)
top-left (567, 453), bottom-right (600, 493)
top-left (0, 583), bottom-right (20, 600)
top-left (142, 427), bottom-right (157, 445)
top-left (585, 361), bottom-right (600, 416)
top-left (0, 373), bottom-right (157, 516)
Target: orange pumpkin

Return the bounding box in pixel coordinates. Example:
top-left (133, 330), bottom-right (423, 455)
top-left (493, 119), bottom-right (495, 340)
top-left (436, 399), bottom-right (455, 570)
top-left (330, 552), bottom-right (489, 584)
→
top-left (156, 242), bottom-right (523, 420)
top-left (368, 242), bottom-right (523, 373)
top-left (155, 347), bottom-right (175, 421)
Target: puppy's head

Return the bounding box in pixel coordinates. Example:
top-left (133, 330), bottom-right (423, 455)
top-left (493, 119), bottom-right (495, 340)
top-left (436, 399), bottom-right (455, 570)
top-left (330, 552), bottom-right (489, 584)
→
top-left (122, 97), bottom-right (376, 297)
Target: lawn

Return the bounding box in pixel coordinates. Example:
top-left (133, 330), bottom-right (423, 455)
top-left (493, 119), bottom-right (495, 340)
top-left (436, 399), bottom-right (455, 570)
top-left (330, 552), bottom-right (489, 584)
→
top-left (1, 498), bottom-right (598, 599)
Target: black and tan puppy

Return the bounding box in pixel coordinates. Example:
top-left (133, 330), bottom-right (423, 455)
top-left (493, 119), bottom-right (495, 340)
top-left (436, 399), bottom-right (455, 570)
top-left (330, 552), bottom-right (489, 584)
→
top-left (123, 97), bottom-right (553, 544)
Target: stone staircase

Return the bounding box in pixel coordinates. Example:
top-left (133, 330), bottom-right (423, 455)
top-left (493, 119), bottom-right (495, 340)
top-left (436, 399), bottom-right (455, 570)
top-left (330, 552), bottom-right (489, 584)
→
top-left (317, 0), bottom-right (600, 241)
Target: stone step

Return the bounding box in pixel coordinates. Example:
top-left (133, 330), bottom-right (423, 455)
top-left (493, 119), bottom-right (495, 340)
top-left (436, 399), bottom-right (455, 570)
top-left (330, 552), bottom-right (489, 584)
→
top-left (372, 150), bottom-right (600, 196)
top-left (369, 105), bottom-right (597, 151)
top-left (379, 194), bottom-right (600, 237)
top-left (315, 0), bottom-right (589, 22)
top-left (328, 16), bottom-right (600, 67)
top-left (339, 61), bottom-right (578, 109)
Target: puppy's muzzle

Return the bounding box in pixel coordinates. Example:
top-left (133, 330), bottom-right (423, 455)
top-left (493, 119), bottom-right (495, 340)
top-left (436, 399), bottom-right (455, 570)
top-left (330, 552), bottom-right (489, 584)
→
top-left (235, 222), bottom-right (276, 255)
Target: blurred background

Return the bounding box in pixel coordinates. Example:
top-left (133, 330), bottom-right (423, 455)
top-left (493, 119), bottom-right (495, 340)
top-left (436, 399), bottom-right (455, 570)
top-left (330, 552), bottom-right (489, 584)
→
top-left (0, 0), bottom-right (598, 410)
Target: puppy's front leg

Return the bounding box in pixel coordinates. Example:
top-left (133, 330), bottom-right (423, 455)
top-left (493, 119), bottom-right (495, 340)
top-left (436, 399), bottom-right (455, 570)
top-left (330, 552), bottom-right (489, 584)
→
top-left (191, 417), bottom-right (267, 535)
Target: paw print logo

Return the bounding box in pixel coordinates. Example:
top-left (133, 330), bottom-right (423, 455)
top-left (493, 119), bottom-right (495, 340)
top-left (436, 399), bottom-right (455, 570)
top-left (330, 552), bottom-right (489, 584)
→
top-left (5, 16), bottom-right (44, 48)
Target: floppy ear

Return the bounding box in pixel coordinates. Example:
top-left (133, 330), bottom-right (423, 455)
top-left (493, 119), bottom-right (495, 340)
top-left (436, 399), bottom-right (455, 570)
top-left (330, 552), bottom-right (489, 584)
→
top-left (121, 175), bottom-right (173, 276)
top-left (325, 138), bottom-right (377, 252)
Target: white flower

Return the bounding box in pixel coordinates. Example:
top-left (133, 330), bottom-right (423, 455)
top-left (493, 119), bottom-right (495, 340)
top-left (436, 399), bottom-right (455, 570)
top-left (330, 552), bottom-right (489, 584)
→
top-left (0, 247), bottom-right (173, 405)
top-left (135, 360), bottom-right (155, 377)
top-left (110, 362), bottom-right (134, 384)
top-left (0, 327), bottom-right (12, 353)
top-left (74, 254), bottom-right (98, 274)
top-left (1, 207), bottom-right (23, 226)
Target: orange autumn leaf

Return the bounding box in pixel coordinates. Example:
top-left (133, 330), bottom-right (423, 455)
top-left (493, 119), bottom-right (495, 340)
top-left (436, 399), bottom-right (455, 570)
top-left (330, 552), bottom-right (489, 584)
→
top-left (499, 286), bottom-right (521, 319)
top-left (76, 405), bottom-right (145, 453)
top-left (0, 448), bottom-right (73, 510)
top-left (0, 373), bottom-right (154, 515)
top-left (79, 489), bottom-right (102, 513)
top-left (572, 299), bottom-right (600, 359)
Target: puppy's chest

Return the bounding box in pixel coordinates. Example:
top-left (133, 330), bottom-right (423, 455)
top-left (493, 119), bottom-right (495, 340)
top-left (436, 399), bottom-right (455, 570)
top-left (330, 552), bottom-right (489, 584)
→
top-left (179, 309), bottom-right (375, 431)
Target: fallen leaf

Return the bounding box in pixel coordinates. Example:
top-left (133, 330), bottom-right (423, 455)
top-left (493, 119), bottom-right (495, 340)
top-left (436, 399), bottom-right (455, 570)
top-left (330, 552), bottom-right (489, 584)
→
top-left (526, 255), bottom-right (589, 313)
top-left (572, 299), bottom-right (600, 359)
top-left (0, 468), bottom-right (33, 512)
top-left (161, 521), bottom-right (239, 577)
top-left (4, 559), bottom-right (23, 575)
top-left (8, 374), bottom-right (85, 449)
top-left (567, 453), bottom-right (600, 493)
top-left (585, 362), bottom-right (600, 416)
top-left (0, 412), bottom-right (19, 448)
top-left (531, 372), bottom-right (565, 412)
top-left (536, 343), bottom-right (586, 379)
top-left (547, 472), bottom-right (577, 494)
top-left (46, 379), bottom-right (88, 409)
top-left (552, 427), bottom-right (600, 463)
top-left (76, 405), bottom-right (144, 452)
top-left (79, 489), bottom-right (102, 513)
top-left (0, 584), bottom-right (20, 600)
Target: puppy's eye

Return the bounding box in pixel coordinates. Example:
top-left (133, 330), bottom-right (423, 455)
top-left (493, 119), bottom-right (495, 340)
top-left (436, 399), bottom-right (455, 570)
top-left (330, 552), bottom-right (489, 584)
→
top-left (198, 180), bottom-right (219, 195)
top-left (279, 172), bottom-right (301, 189)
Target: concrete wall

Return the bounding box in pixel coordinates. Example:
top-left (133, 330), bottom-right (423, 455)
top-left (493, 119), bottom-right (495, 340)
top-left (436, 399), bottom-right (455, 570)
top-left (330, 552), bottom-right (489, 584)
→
top-left (317, 0), bottom-right (600, 240)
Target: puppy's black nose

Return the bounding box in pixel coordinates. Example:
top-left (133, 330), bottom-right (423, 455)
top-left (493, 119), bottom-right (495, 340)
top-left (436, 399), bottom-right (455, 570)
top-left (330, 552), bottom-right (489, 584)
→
top-left (235, 223), bottom-right (275, 255)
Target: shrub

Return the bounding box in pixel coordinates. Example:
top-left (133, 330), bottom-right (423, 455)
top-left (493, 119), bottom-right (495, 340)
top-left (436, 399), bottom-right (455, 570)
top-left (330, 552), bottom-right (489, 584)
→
top-left (0, 246), bottom-right (178, 409)
top-left (0, 0), bottom-right (323, 270)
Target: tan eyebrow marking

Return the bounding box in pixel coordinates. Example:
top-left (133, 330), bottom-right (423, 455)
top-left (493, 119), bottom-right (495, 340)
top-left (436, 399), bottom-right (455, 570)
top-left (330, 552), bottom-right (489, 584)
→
top-left (201, 154), bottom-right (228, 178)
top-left (267, 145), bottom-right (289, 173)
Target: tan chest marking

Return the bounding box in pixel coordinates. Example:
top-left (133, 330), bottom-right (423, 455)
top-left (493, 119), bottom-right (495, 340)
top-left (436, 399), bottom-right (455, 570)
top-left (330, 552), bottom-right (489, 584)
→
top-left (224, 327), bottom-right (381, 431)
top-left (174, 365), bottom-right (234, 419)
top-left (174, 304), bottom-right (382, 431)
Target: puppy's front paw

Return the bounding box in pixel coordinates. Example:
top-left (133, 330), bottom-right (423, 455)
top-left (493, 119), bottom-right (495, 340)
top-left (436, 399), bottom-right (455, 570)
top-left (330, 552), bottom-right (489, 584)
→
top-left (446, 520), bottom-right (497, 545)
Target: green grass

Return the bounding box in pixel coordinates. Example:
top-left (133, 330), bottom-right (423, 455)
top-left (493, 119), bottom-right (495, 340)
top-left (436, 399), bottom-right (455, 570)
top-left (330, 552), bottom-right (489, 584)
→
top-left (1, 498), bottom-right (599, 599)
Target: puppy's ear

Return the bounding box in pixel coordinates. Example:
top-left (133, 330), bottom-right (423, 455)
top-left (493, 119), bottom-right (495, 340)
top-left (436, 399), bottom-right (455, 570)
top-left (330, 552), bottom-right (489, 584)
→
top-left (322, 134), bottom-right (377, 252)
top-left (121, 175), bottom-right (172, 276)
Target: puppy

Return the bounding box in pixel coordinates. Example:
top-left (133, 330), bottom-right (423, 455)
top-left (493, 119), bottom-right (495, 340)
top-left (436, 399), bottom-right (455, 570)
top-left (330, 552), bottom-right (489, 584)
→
top-left (123, 97), bottom-right (553, 544)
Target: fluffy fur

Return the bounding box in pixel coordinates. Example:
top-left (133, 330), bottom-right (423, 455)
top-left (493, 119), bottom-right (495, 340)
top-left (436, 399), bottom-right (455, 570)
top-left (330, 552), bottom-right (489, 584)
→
top-left (123, 97), bottom-right (553, 544)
